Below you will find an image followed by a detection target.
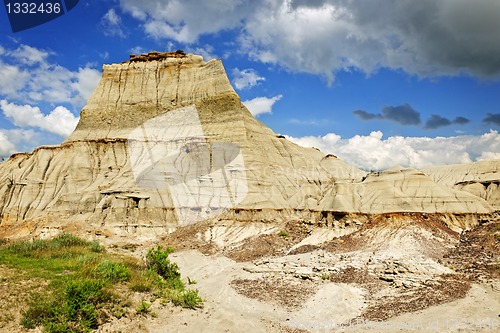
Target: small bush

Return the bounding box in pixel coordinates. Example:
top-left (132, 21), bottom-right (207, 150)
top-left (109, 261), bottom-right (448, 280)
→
top-left (7, 238), bottom-right (48, 255)
top-left (146, 246), bottom-right (182, 287)
top-left (93, 260), bottom-right (130, 283)
top-left (64, 279), bottom-right (109, 325)
top-left (172, 290), bottom-right (203, 309)
top-left (53, 233), bottom-right (89, 248)
top-left (277, 230), bottom-right (290, 238)
top-left (136, 301), bottom-right (151, 315)
top-left (130, 281), bottom-right (153, 293)
top-left (321, 274), bottom-right (331, 281)
top-left (88, 240), bottom-right (104, 253)
top-left (22, 278), bottom-right (111, 333)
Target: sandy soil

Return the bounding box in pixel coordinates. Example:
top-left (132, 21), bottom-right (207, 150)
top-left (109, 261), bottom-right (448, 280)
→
top-left (2, 217), bottom-right (499, 333)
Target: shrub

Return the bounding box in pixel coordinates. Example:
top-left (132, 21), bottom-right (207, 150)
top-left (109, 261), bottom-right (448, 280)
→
top-left (88, 240), bottom-right (104, 253)
top-left (172, 290), bottom-right (203, 309)
top-left (93, 260), bottom-right (130, 283)
top-left (277, 230), bottom-right (290, 238)
top-left (146, 246), bottom-right (182, 286)
top-left (136, 301), bottom-right (151, 315)
top-left (21, 278), bottom-right (111, 333)
top-left (64, 279), bottom-right (109, 327)
top-left (53, 233), bottom-right (89, 248)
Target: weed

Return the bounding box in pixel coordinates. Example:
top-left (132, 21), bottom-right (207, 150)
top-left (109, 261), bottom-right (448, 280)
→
top-left (22, 278), bottom-right (112, 332)
top-left (146, 245), bottom-right (184, 289)
top-left (93, 260), bottom-right (130, 283)
top-left (171, 290), bottom-right (203, 309)
top-left (53, 233), bottom-right (88, 247)
top-left (136, 301), bottom-right (151, 315)
top-left (277, 230), bottom-right (290, 238)
top-left (187, 276), bottom-right (197, 285)
top-left (321, 274), bottom-right (331, 280)
top-left (130, 280), bottom-right (153, 292)
top-left (88, 240), bottom-right (104, 253)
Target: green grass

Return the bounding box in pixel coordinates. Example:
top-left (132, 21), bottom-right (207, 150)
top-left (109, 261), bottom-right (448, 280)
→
top-left (277, 230), bottom-right (290, 238)
top-left (136, 301), bottom-right (152, 315)
top-left (0, 234), bottom-right (203, 332)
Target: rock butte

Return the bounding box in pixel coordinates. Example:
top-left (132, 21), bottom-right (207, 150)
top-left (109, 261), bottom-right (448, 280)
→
top-left (0, 52), bottom-right (499, 239)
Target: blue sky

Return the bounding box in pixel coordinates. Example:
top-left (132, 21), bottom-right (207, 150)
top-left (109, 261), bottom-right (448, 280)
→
top-left (1, 0), bottom-right (500, 170)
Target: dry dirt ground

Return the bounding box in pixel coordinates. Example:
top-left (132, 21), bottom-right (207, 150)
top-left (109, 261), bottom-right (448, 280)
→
top-left (1, 216), bottom-right (499, 333)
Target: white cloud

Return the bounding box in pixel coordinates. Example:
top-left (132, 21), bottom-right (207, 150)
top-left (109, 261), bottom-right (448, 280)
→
top-left (1, 100), bottom-right (79, 137)
top-left (119, 0), bottom-right (500, 81)
top-left (0, 62), bottom-right (30, 96)
top-left (0, 44), bottom-right (100, 106)
top-left (0, 131), bottom-right (16, 157)
top-left (120, 0), bottom-right (251, 43)
top-left (72, 67), bottom-right (102, 102)
top-left (186, 44), bottom-right (217, 61)
top-left (101, 8), bottom-right (126, 38)
top-left (0, 128), bottom-right (39, 158)
top-left (242, 95), bottom-right (282, 117)
top-left (130, 46), bottom-right (146, 55)
top-left (286, 130), bottom-right (500, 171)
top-left (232, 68), bottom-right (265, 90)
top-left (6, 44), bottom-right (49, 65)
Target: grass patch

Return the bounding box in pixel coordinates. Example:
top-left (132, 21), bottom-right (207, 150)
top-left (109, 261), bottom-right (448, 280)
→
top-left (171, 290), bottom-right (204, 309)
top-left (136, 301), bottom-right (152, 315)
top-left (0, 235), bottom-right (203, 332)
top-left (277, 230), bottom-right (290, 238)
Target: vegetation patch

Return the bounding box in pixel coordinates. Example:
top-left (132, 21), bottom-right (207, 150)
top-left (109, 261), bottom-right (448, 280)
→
top-left (0, 234), bottom-right (202, 333)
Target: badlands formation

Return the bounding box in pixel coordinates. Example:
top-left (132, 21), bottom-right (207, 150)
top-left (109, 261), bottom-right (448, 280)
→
top-left (0, 52), bottom-right (499, 332)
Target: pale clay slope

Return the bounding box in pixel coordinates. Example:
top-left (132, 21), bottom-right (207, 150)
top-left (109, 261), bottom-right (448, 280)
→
top-left (0, 53), bottom-right (498, 238)
top-left (424, 159), bottom-right (500, 209)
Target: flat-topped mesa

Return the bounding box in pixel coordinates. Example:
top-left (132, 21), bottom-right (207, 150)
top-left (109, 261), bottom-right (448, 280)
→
top-left (0, 52), bottom-right (498, 240)
top-left (66, 52), bottom-right (236, 142)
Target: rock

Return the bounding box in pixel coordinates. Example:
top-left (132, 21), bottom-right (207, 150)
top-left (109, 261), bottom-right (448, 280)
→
top-left (0, 53), bottom-right (497, 239)
top-left (423, 160), bottom-right (500, 209)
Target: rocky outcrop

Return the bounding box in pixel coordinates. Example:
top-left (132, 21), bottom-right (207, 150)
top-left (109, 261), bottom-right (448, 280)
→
top-left (0, 52), bottom-right (497, 239)
top-left (424, 160), bottom-right (500, 210)
top-left (357, 167), bottom-right (493, 214)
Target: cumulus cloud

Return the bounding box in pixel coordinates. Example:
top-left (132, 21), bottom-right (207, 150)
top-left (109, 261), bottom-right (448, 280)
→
top-left (6, 44), bottom-right (49, 65)
top-left (483, 113), bottom-right (500, 126)
top-left (242, 95), bottom-right (283, 117)
top-left (424, 115), bottom-right (470, 129)
top-left (1, 100), bottom-right (79, 137)
top-left (101, 9), bottom-right (126, 38)
top-left (130, 46), bottom-right (146, 55)
top-left (72, 67), bottom-right (102, 102)
top-left (0, 131), bottom-right (16, 158)
top-left (0, 44), bottom-right (100, 106)
top-left (354, 104), bottom-right (421, 126)
top-left (0, 129), bottom-right (39, 158)
top-left (120, 0), bottom-right (252, 43)
top-left (286, 130), bottom-right (500, 171)
top-left (232, 68), bottom-right (265, 90)
top-left (186, 44), bottom-right (217, 61)
top-left (119, 0), bottom-right (500, 82)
